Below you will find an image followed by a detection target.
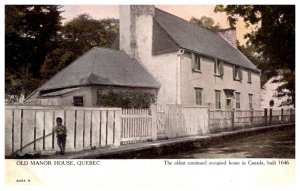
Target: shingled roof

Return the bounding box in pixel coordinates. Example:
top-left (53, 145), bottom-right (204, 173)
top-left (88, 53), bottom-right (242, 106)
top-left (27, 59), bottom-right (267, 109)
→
top-left (111, 8), bottom-right (259, 72)
top-left (26, 47), bottom-right (160, 100)
top-left (154, 9), bottom-right (259, 72)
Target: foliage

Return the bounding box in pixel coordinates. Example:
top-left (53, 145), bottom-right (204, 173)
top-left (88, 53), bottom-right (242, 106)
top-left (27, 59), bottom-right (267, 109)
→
top-left (5, 5), bottom-right (63, 97)
top-left (97, 91), bottom-right (156, 108)
top-left (40, 14), bottom-right (118, 80)
top-left (5, 5), bottom-right (119, 100)
top-left (215, 5), bottom-right (295, 107)
top-left (190, 16), bottom-right (220, 31)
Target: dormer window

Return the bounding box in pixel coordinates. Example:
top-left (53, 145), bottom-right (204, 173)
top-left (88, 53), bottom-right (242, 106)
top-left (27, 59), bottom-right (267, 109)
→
top-left (191, 53), bottom-right (201, 72)
top-left (214, 59), bottom-right (224, 77)
top-left (233, 65), bottom-right (243, 81)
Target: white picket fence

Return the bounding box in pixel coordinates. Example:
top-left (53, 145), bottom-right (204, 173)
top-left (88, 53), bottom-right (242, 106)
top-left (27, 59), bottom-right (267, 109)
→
top-left (121, 108), bottom-right (156, 144)
top-left (7, 104), bottom-right (291, 157)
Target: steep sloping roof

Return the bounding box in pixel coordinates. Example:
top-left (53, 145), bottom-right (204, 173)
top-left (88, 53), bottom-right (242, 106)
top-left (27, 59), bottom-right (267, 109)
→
top-left (33, 47), bottom-right (160, 95)
top-left (154, 8), bottom-right (259, 72)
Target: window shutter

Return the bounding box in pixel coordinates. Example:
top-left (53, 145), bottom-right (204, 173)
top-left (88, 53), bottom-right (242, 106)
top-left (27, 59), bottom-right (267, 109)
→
top-left (214, 59), bottom-right (217, 74)
top-left (248, 71), bottom-right (251, 83)
top-left (239, 68), bottom-right (243, 80)
top-left (198, 56), bottom-right (201, 71)
top-left (191, 53), bottom-right (196, 70)
top-left (232, 65), bottom-right (235, 79)
top-left (220, 62), bottom-right (224, 76)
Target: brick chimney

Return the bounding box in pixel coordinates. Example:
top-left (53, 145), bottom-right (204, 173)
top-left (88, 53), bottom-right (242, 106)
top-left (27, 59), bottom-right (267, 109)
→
top-left (119, 5), bottom-right (155, 60)
top-left (217, 28), bottom-right (237, 48)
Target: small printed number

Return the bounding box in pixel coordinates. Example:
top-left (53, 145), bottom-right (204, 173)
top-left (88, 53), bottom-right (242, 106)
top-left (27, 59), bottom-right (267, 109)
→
top-left (278, 160), bottom-right (289, 165)
top-left (16, 179), bottom-right (31, 182)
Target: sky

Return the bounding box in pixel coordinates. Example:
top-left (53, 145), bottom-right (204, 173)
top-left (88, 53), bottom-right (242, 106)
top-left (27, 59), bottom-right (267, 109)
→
top-left (60, 5), bottom-right (252, 44)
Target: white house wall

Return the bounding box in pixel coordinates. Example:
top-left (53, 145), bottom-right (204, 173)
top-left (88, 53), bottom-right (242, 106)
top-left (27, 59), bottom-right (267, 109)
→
top-left (180, 52), bottom-right (261, 110)
top-left (62, 88), bottom-right (93, 106)
top-left (132, 11), bottom-right (178, 105)
top-left (36, 97), bottom-right (62, 106)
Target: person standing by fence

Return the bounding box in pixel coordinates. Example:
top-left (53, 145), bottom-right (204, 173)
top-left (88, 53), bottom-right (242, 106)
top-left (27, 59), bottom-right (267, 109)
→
top-left (55, 117), bottom-right (67, 155)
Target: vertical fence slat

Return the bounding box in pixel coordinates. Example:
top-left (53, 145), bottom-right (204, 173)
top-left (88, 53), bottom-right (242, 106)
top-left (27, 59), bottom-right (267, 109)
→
top-left (22, 110), bottom-right (35, 153)
top-left (44, 111), bottom-right (53, 151)
top-left (75, 110), bottom-right (84, 149)
top-left (91, 111), bottom-right (100, 147)
top-left (114, 110), bottom-right (121, 146)
top-left (84, 111), bottom-right (91, 148)
top-left (107, 110), bottom-right (114, 145)
top-left (13, 109), bottom-right (22, 153)
top-left (65, 110), bottom-right (75, 151)
top-left (5, 110), bottom-right (13, 155)
top-left (100, 111), bottom-right (107, 146)
top-left (35, 111), bottom-right (44, 152)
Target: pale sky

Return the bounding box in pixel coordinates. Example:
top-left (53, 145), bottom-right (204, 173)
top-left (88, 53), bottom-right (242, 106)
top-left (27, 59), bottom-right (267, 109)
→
top-left (60, 5), bottom-right (250, 44)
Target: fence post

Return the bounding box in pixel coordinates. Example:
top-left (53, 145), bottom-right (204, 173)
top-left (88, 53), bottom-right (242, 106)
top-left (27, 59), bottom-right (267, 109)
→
top-left (113, 109), bottom-right (122, 147)
top-left (231, 109), bottom-right (235, 130)
top-left (281, 108), bottom-right (284, 123)
top-left (269, 108), bottom-right (273, 125)
top-left (250, 110), bottom-right (254, 126)
top-left (151, 105), bottom-right (157, 141)
top-left (207, 104), bottom-right (211, 132)
top-left (264, 108), bottom-right (268, 125)
top-left (290, 108), bottom-right (293, 123)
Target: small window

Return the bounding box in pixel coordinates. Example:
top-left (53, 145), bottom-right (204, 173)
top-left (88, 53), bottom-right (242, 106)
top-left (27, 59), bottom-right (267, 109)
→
top-left (215, 90), bottom-right (221, 109)
top-left (214, 60), bottom-right (224, 76)
top-left (192, 53), bottom-right (201, 71)
top-left (247, 70), bottom-right (252, 83)
top-left (73, 96), bottom-right (83, 106)
top-left (233, 66), bottom-right (243, 81)
top-left (195, 88), bottom-right (203, 105)
top-left (235, 92), bottom-right (240, 109)
top-left (249, 94), bottom-right (253, 110)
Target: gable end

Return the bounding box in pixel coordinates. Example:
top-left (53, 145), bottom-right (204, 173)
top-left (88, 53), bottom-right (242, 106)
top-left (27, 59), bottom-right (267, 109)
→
top-left (152, 19), bottom-right (179, 55)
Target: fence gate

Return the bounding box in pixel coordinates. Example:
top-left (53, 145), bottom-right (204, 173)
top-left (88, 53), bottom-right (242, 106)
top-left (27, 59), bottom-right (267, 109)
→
top-left (121, 108), bottom-right (155, 144)
top-left (153, 105), bottom-right (209, 139)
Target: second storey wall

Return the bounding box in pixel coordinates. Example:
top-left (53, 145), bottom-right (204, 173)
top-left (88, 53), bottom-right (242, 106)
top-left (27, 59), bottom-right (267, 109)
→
top-left (180, 52), bottom-right (261, 110)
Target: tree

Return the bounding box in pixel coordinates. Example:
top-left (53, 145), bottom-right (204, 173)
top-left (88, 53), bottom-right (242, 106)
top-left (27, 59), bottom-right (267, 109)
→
top-left (190, 16), bottom-right (221, 31)
top-left (215, 5), bottom-right (295, 107)
top-left (237, 42), bottom-right (270, 87)
top-left (40, 14), bottom-right (118, 80)
top-left (5, 5), bottom-right (63, 97)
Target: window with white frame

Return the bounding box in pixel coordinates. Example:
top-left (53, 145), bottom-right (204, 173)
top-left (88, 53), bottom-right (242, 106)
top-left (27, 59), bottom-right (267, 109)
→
top-left (195, 88), bottom-right (203, 105)
top-left (235, 92), bottom-right (241, 109)
top-left (249, 94), bottom-right (253, 109)
top-left (247, 70), bottom-right (252, 83)
top-left (215, 90), bottom-right (221, 109)
top-left (192, 53), bottom-right (201, 71)
top-left (214, 60), bottom-right (224, 76)
top-left (233, 65), bottom-right (243, 81)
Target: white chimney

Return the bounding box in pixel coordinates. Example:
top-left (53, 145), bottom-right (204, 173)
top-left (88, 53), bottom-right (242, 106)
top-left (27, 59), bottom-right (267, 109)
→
top-left (217, 28), bottom-right (237, 48)
top-left (119, 5), bottom-right (155, 60)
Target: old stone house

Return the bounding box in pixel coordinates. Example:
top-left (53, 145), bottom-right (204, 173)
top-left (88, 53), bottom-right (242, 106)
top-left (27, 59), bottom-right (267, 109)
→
top-left (25, 5), bottom-right (261, 110)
